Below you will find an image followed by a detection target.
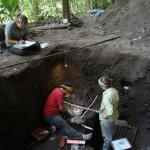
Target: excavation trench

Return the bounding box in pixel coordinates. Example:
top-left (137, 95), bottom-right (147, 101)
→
top-left (0, 43), bottom-right (150, 150)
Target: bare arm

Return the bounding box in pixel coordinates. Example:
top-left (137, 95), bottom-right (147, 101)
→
top-left (58, 104), bottom-right (64, 112)
top-left (5, 36), bottom-right (25, 45)
top-left (100, 111), bottom-right (109, 119)
top-left (24, 33), bottom-right (33, 40)
top-left (5, 36), bottom-right (18, 45)
top-left (59, 104), bottom-right (69, 113)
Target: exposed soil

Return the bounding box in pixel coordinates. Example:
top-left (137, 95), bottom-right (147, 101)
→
top-left (97, 0), bottom-right (150, 39)
top-left (0, 0), bottom-right (150, 150)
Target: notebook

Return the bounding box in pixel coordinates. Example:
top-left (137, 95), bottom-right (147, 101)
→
top-left (13, 40), bottom-right (36, 49)
top-left (111, 138), bottom-right (132, 150)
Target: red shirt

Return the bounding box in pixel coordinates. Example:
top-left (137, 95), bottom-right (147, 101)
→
top-left (43, 88), bottom-right (64, 117)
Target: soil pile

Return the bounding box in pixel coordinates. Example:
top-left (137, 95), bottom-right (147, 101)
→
top-left (1, 1), bottom-right (150, 149)
top-left (98, 0), bottom-right (150, 39)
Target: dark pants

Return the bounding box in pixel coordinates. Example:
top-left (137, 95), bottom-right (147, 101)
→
top-left (45, 115), bottom-right (83, 139)
top-left (0, 40), bottom-right (5, 48)
top-left (8, 42), bottom-right (41, 56)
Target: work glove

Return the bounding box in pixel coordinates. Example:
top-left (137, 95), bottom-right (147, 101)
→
top-left (71, 116), bottom-right (85, 124)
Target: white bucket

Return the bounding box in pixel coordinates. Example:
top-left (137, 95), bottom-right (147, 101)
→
top-left (63, 19), bottom-right (69, 24)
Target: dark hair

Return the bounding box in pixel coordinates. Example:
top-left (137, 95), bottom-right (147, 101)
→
top-left (16, 13), bottom-right (28, 24)
top-left (98, 76), bottom-right (112, 88)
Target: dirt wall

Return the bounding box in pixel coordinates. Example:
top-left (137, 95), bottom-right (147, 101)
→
top-left (56, 43), bottom-right (150, 149)
top-left (0, 51), bottom-right (66, 150)
top-left (0, 42), bottom-right (150, 149)
top-left (97, 0), bottom-right (150, 42)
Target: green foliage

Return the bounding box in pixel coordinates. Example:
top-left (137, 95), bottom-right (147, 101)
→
top-left (0, 0), bottom-right (113, 24)
top-left (99, 0), bottom-right (113, 8)
top-left (19, 0), bottom-right (40, 21)
top-left (0, 0), bottom-right (19, 23)
top-left (37, 0), bottom-right (62, 20)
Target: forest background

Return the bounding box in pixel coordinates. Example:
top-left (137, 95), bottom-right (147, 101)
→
top-left (0, 0), bottom-right (113, 24)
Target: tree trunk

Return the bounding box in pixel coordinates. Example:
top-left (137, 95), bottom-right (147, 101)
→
top-left (94, 0), bottom-right (99, 8)
top-left (62, 0), bottom-right (70, 22)
top-left (33, 0), bottom-right (40, 16)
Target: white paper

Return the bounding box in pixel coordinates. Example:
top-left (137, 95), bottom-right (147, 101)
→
top-left (111, 138), bottom-right (132, 150)
top-left (40, 42), bottom-right (49, 48)
top-left (13, 40), bottom-right (36, 49)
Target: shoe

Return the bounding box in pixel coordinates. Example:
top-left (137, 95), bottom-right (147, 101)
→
top-left (49, 125), bottom-right (56, 134)
top-left (82, 133), bottom-right (92, 140)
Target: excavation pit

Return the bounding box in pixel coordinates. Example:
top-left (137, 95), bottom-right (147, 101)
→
top-left (0, 41), bottom-right (150, 150)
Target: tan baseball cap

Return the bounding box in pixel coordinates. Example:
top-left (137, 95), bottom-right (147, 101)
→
top-left (60, 82), bottom-right (74, 93)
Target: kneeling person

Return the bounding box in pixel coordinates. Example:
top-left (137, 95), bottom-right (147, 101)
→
top-left (43, 82), bottom-right (92, 140)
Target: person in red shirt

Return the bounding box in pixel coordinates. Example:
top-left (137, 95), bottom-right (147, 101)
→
top-left (43, 82), bottom-right (92, 140)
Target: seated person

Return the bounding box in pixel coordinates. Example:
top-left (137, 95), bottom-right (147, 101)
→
top-left (43, 82), bottom-right (92, 140)
top-left (5, 13), bottom-right (40, 56)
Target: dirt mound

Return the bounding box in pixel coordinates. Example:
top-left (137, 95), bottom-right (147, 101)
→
top-left (98, 0), bottom-right (150, 38)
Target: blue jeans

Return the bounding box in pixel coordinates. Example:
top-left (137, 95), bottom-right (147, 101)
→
top-left (45, 115), bottom-right (83, 139)
top-left (100, 120), bottom-right (115, 150)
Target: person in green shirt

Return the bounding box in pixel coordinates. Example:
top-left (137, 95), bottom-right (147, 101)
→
top-left (98, 76), bottom-right (119, 150)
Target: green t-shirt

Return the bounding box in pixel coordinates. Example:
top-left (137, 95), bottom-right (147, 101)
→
top-left (5, 21), bottom-right (28, 46)
top-left (99, 88), bottom-right (119, 122)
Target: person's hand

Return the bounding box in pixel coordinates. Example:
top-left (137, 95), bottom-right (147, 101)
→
top-left (71, 116), bottom-right (84, 124)
top-left (18, 40), bottom-right (25, 44)
top-left (100, 112), bottom-right (108, 119)
top-left (25, 34), bottom-right (33, 41)
top-left (39, 130), bottom-right (49, 136)
top-left (27, 37), bottom-right (32, 41)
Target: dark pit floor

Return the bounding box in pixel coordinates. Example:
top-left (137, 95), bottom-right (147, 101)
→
top-left (29, 114), bottom-right (102, 150)
top-left (29, 135), bottom-right (94, 150)
top-left (30, 136), bottom-right (61, 150)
